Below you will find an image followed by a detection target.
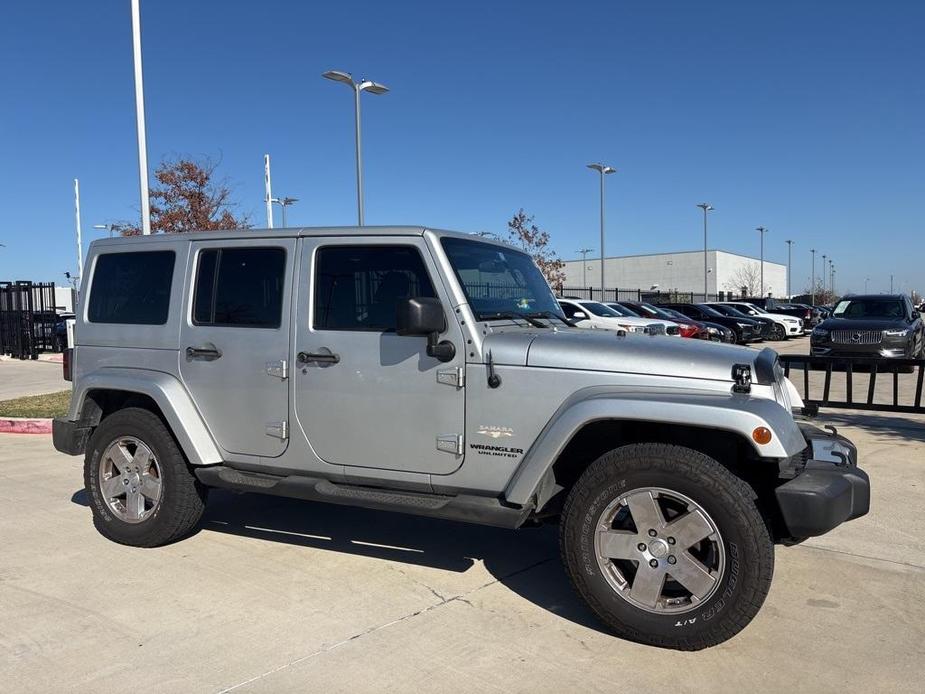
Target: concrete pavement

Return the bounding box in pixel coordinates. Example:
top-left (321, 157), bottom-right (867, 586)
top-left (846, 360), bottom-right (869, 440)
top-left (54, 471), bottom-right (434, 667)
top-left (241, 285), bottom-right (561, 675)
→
top-left (0, 403), bottom-right (923, 693)
top-left (0, 359), bottom-right (68, 400)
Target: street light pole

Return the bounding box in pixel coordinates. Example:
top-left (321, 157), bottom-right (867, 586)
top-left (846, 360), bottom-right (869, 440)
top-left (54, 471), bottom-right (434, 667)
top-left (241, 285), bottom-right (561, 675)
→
top-left (93, 223), bottom-right (128, 238)
top-left (821, 254), bottom-right (827, 299)
top-left (810, 248), bottom-right (816, 305)
top-left (576, 247), bottom-right (594, 287)
top-left (271, 196), bottom-right (299, 228)
top-left (587, 163), bottom-right (616, 298)
top-left (74, 179), bottom-right (83, 281)
top-left (130, 0), bottom-right (151, 235)
top-left (697, 203), bottom-right (714, 298)
top-left (323, 70), bottom-right (389, 226)
top-left (828, 258), bottom-right (834, 295)
top-left (756, 227), bottom-right (768, 297)
top-left (785, 239), bottom-right (794, 298)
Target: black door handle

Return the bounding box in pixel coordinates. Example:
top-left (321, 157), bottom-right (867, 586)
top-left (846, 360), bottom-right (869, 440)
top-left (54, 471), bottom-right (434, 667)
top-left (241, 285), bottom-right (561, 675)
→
top-left (186, 346), bottom-right (222, 361)
top-left (298, 351), bottom-right (340, 365)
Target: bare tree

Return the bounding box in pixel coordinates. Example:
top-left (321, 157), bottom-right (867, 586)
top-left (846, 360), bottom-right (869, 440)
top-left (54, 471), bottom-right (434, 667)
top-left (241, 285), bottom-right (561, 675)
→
top-left (802, 280), bottom-right (838, 305)
top-left (724, 263), bottom-right (762, 297)
top-left (121, 157), bottom-right (250, 235)
top-left (506, 209), bottom-right (566, 286)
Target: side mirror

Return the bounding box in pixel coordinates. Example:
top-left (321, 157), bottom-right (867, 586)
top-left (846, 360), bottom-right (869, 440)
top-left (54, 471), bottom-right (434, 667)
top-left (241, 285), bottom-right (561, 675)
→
top-left (573, 311), bottom-right (587, 320)
top-left (396, 297), bottom-right (456, 363)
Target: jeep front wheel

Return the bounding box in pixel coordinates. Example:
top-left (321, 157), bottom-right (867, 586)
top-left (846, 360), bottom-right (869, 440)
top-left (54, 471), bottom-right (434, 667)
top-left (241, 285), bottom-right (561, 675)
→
top-left (560, 443), bottom-right (774, 650)
top-left (84, 407), bottom-right (208, 547)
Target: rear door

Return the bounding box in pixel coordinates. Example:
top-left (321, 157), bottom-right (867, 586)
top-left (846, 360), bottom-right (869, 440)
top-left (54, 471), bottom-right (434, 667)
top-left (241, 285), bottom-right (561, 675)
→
top-left (179, 239), bottom-right (295, 458)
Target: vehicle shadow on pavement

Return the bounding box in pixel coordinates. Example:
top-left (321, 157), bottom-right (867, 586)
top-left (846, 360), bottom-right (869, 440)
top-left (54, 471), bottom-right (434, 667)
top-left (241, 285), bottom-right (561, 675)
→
top-left (819, 412), bottom-right (925, 444)
top-left (72, 487), bottom-right (606, 634)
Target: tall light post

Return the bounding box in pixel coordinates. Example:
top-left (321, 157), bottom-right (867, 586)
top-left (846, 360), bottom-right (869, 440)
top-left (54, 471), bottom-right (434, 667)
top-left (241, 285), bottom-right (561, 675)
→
top-left (810, 248), bottom-right (816, 305)
top-left (271, 196), bottom-right (299, 228)
top-left (828, 258), bottom-right (834, 295)
top-left (785, 239), bottom-right (794, 298)
top-left (756, 226), bottom-right (768, 297)
top-left (576, 247), bottom-right (594, 287)
top-left (587, 163), bottom-right (616, 298)
top-left (74, 179), bottom-right (83, 281)
top-left (131, 0), bottom-right (151, 235)
top-left (865, 277), bottom-right (870, 293)
top-left (697, 203), bottom-right (714, 298)
top-left (322, 70), bottom-right (389, 226)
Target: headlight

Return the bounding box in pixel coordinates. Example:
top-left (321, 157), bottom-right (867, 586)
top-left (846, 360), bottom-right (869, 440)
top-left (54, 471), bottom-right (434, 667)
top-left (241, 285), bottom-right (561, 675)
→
top-left (736, 322), bottom-right (751, 328)
top-left (884, 328), bottom-right (910, 337)
top-left (812, 326), bottom-right (829, 337)
top-left (707, 327), bottom-right (719, 334)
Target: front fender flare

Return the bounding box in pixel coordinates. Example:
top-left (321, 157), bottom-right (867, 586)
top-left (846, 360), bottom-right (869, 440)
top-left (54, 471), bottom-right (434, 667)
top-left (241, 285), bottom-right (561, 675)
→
top-left (69, 368), bottom-right (223, 466)
top-left (504, 386), bottom-right (805, 507)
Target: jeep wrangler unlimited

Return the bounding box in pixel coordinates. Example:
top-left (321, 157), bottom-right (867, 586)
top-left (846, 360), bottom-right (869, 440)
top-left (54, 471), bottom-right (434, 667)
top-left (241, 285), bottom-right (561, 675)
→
top-left (54, 227), bottom-right (869, 650)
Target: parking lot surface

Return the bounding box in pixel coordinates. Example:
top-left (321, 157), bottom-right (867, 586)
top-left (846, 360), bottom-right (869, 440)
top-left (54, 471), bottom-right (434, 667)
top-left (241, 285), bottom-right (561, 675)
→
top-left (0, 359), bottom-right (67, 401)
top-left (2, 334), bottom-right (923, 693)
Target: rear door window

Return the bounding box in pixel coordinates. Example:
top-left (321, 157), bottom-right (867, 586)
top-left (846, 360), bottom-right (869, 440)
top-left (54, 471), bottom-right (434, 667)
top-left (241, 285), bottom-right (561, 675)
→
top-left (193, 247), bottom-right (286, 328)
top-left (87, 251), bottom-right (175, 325)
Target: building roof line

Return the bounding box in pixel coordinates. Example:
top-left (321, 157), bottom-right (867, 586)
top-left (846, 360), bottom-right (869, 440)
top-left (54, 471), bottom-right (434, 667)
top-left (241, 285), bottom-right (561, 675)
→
top-left (564, 248), bottom-right (785, 266)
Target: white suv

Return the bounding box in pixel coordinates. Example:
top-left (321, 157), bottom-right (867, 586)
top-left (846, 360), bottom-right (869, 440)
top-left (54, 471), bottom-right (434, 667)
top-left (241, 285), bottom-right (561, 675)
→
top-left (714, 302), bottom-right (803, 339)
top-left (558, 299), bottom-right (667, 335)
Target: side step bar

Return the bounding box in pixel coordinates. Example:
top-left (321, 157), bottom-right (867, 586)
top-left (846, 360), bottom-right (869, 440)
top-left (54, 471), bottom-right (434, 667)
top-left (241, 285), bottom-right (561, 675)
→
top-left (195, 465), bottom-right (532, 529)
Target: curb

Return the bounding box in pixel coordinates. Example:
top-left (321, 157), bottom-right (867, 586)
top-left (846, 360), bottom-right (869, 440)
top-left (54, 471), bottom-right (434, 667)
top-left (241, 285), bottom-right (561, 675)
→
top-left (0, 417), bottom-right (53, 434)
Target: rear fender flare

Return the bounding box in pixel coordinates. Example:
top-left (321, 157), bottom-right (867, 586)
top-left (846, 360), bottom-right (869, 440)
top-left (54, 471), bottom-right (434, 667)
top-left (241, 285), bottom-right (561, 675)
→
top-left (69, 369), bottom-right (222, 466)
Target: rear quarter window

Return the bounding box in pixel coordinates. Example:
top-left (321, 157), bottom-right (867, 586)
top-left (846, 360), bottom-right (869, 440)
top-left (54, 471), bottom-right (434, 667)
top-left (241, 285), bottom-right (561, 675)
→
top-left (87, 251), bottom-right (175, 325)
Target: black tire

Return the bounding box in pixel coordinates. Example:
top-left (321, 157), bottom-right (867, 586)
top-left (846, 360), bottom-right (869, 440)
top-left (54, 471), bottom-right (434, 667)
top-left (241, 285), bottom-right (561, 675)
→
top-left (84, 407), bottom-right (208, 547)
top-left (560, 443), bottom-right (774, 650)
top-left (772, 324), bottom-right (786, 341)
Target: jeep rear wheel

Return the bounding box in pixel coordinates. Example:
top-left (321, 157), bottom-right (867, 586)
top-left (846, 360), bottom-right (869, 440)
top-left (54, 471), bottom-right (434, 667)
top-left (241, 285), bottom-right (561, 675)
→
top-left (560, 443), bottom-right (774, 650)
top-left (84, 407), bottom-right (208, 547)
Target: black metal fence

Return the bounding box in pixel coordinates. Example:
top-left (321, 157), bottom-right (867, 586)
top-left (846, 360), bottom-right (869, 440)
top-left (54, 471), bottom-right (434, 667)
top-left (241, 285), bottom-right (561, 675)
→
top-left (555, 287), bottom-right (737, 304)
top-left (0, 281), bottom-right (57, 359)
top-left (779, 354), bottom-right (925, 415)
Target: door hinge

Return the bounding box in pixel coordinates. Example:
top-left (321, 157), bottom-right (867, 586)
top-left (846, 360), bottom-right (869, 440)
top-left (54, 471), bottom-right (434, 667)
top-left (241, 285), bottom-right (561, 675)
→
top-left (437, 367), bottom-right (465, 388)
top-left (265, 420), bottom-right (288, 440)
top-left (266, 359), bottom-right (288, 380)
top-left (436, 433), bottom-right (464, 455)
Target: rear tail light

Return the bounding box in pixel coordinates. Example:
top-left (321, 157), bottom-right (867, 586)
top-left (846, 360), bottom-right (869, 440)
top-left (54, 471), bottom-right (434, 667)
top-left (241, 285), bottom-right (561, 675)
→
top-left (805, 310), bottom-right (812, 320)
top-left (63, 348), bottom-right (73, 382)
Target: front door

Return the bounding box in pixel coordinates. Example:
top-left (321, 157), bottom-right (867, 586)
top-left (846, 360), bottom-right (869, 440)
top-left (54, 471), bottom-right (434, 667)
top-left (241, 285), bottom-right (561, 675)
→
top-left (294, 238), bottom-right (466, 475)
top-left (179, 239), bottom-right (295, 458)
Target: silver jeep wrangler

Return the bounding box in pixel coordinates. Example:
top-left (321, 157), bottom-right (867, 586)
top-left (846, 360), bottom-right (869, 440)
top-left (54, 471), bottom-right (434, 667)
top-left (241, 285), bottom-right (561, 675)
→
top-left (54, 227), bottom-right (869, 650)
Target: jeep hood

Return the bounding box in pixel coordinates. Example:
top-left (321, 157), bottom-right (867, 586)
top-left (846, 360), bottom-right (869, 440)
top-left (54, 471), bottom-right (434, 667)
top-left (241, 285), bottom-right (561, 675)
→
top-left (484, 329), bottom-right (776, 384)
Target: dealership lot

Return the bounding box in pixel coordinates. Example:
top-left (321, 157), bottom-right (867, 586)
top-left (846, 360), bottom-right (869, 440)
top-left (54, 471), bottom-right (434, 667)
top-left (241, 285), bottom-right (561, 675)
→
top-left (0, 333), bottom-right (922, 693)
top-left (0, 359), bottom-right (67, 401)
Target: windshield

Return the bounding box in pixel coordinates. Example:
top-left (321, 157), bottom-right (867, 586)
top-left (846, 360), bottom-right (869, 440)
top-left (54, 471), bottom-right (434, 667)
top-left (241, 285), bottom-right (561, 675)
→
top-left (581, 301), bottom-right (621, 317)
top-left (441, 237), bottom-right (564, 320)
top-left (638, 302), bottom-right (672, 319)
top-left (605, 303), bottom-right (635, 317)
top-left (696, 304), bottom-right (725, 318)
top-left (833, 299), bottom-right (905, 320)
top-left (713, 304), bottom-right (749, 318)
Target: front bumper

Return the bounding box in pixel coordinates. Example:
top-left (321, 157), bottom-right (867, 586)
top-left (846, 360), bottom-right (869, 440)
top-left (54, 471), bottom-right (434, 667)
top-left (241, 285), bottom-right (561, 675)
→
top-left (774, 423), bottom-right (870, 539)
top-left (811, 341), bottom-right (913, 359)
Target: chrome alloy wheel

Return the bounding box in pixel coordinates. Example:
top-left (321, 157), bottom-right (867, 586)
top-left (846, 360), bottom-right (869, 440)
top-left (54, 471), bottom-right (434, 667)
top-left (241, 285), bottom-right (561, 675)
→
top-left (98, 436), bottom-right (163, 523)
top-left (594, 487), bottom-right (725, 614)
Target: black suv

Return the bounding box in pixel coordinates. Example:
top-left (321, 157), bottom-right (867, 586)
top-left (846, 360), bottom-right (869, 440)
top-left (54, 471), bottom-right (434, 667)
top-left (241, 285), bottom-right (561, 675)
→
top-left (658, 303), bottom-right (763, 344)
top-left (811, 294), bottom-right (924, 360)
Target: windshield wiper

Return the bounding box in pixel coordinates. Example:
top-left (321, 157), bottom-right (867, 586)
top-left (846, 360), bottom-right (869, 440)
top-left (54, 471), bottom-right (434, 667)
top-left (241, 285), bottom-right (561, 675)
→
top-left (478, 311), bottom-right (547, 328)
top-left (524, 311), bottom-right (577, 327)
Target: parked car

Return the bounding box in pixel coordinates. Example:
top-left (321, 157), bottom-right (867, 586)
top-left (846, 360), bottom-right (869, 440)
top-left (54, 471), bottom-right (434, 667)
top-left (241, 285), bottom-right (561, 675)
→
top-left (628, 303), bottom-right (736, 343)
top-left (603, 302), bottom-right (682, 337)
top-left (53, 227), bottom-right (870, 650)
top-left (811, 294), bottom-right (924, 360)
top-left (704, 304), bottom-right (776, 341)
top-left (710, 302), bottom-right (802, 340)
top-left (658, 303), bottom-right (763, 344)
top-left (53, 312), bottom-right (75, 352)
top-left (613, 301), bottom-right (701, 339)
top-left (558, 299), bottom-right (667, 334)
top-left (744, 298), bottom-right (818, 328)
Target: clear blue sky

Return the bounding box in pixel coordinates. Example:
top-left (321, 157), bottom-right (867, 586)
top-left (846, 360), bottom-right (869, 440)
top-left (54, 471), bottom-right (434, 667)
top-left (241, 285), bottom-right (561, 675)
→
top-left (1, 0), bottom-right (922, 295)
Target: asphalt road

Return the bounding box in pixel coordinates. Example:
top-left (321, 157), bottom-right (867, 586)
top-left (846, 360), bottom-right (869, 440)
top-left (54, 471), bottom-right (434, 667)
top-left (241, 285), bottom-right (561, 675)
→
top-left (1, 354), bottom-right (923, 693)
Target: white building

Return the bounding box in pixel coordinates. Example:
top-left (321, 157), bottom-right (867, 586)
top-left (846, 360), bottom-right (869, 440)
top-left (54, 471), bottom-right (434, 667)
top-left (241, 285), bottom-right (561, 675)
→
top-left (562, 249), bottom-right (788, 298)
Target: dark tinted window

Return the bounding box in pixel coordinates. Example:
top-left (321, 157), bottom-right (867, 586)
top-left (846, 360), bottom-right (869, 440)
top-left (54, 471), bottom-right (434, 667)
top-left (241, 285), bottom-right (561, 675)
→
top-left (193, 247), bottom-right (286, 328)
top-left (88, 251), bottom-right (175, 325)
top-left (559, 301), bottom-right (582, 319)
top-left (314, 246), bottom-right (435, 331)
